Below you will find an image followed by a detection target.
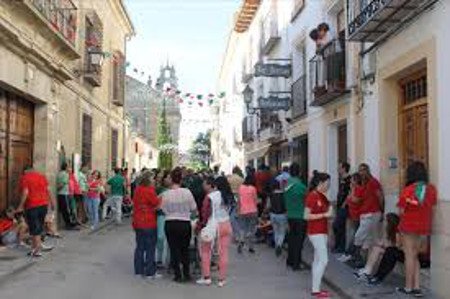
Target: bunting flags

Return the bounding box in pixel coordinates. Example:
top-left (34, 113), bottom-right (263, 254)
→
top-left (160, 88), bottom-right (227, 108)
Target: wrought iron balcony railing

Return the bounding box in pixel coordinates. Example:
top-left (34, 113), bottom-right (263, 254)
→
top-left (258, 121), bottom-right (282, 142)
top-left (30, 0), bottom-right (77, 46)
top-left (309, 39), bottom-right (349, 106)
top-left (347, 0), bottom-right (440, 43)
top-left (242, 117), bottom-right (254, 143)
top-left (291, 74), bottom-right (307, 118)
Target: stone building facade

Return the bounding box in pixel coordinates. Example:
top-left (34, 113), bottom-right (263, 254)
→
top-left (0, 0), bottom-right (134, 211)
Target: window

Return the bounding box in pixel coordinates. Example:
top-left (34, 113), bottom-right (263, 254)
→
top-left (82, 114), bottom-right (92, 168)
top-left (291, 43), bottom-right (307, 118)
top-left (111, 129), bottom-right (118, 169)
top-left (84, 11), bottom-right (103, 86)
top-left (112, 51), bottom-right (125, 106)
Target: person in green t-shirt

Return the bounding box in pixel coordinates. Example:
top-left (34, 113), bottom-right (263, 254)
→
top-left (284, 162), bottom-right (307, 271)
top-left (56, 162), bottom-right (78, 229)
top-left (102, 168), bottom-right (126, 224)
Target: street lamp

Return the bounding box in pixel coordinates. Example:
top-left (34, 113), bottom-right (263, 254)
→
top-left (243, 85), bottom-right (259, 115)
top-left (243, 85), bottom-right (254, 108)
top-left (88, 48), bottom-right (105, 67)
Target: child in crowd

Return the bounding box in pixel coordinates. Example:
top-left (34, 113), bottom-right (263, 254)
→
top-left (338, 173), bottom-right (364, 263)
top-left (256, 212), bottom-right (273, 245)
top-left (354, 213), bottom-right (401, 285)
top-left (0, 208), bottom-right (28, 247)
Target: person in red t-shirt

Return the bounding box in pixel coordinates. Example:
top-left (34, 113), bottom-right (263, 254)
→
top-left (254, 164), bottom-right (272, 215)
top-left (0, 207), bottom-right (28, 247)
top-left (338, 173), bottom-right (365, 262)
top-left (395, 161), bottom-right (437, 297)
top-left (304, 171), bottom-right (333, 298)
top-left (132, 171), bottom-right (161, 278)
top-left (17, 166), bottom-right (55, 257)
top-left (349, 163), bottom-right (384, 268)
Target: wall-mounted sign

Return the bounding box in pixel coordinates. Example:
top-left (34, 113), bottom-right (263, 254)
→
top-left (254, 62), bottom-right (292, 78)
top-left (258, 96), bottom-right (291, 111)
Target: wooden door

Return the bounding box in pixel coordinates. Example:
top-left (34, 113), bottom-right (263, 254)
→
top-left (399, 72), bottom-right (429, 183)
top-left (0, 92), bottom-right (7, 212)
top-left (0, 89), bottom-right (34, 211)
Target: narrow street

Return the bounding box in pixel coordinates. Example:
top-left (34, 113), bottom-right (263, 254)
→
top-left (0, 222), bottom-right (338, 299)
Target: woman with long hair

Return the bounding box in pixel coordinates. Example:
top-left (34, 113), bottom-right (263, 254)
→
top-left (132, 171), bottom-right (161, 279)
top-left (396, 161), bottom-right (437, 297)
top-left (304, 171), bottom-right (333, 298)
top-left (86, 170), bottom-right (103, 230)
top-left (160, 167), bottom-right (198, 283)
top-left (237, 174), bottom-right (258, 254)
top-left (196, 176), bottom-right (233, 287)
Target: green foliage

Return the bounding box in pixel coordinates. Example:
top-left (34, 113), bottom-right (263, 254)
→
top-left (157, 100), bottom-right (174, 170)
top-left (188, 131), bottom-right (211, 170)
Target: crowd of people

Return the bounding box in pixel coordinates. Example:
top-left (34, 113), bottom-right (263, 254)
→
top-left (0, 158), bottom-right (437, 298)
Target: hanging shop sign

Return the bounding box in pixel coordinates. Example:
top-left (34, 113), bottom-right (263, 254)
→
top-left (257, 96), bottom-right (291, 111)
top-left (254, 62), bottom-right (292, 78)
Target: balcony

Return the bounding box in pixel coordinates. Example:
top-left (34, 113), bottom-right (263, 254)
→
top-left (348, 0), bottom-right (439, 43)
top-left (83, 11), bottom-right (103, 87)
top-left (258, 121), bottom-right (282, 143)
top-left (22, 0), bottom-right (79, 58)
top-left (291, 74), bottom-right (307, 118)
top-left (262, 10), bottom-right (280, 55)
top-left (242, 117), bottom-right (254, 143)
top-left (310, 39), bottom-right (349, 107)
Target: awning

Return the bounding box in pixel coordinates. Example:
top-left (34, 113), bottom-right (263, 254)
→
top-left (245, 144), bottom-right (270, 161)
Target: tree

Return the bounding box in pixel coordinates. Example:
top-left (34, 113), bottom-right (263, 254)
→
top-left (188, 131), bottom-right (211, 170)
top-left (157, 100), bottom-right (174, 170)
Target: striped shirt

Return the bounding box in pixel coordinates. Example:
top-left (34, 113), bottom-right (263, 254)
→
top-left (160, 187), bottom-right (197, 221)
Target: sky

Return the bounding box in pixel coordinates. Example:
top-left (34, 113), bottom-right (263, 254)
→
top-left (124, 0), bottom-right (240, 152)
top-left (124, 0), bottom-right (239, 93)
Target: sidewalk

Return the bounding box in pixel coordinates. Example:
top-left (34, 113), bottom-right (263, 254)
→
top-left (0, 220), bottom-right (115, 285)
top-left (301, 242), bottom-right (436, 299)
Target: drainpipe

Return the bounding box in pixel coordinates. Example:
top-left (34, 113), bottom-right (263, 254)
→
top-left (122, 34), bottom-right (131, 169)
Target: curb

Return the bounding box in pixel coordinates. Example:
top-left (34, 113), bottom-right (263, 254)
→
top-left (0, 220), bottom-right (117, 285)
top-left (301, 260), bottom-right (353, 299)
top-left (0, 260), bottom-right (37, 286)
top-left (87, 220), bottom-right (117, 235)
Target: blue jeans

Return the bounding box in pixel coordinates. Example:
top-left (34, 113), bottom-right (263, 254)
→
top-left (238, 214), bottom-right (257, 248)
top-left (156, 215), bottom-right (169, 266)
top-left (85, 197), bottom-right (100, 229)
top-left (134, 228), bottom-right (157, 276)
top-left (229, 206), bottom-right (240, 238)
top-left (270, 213), bottom-right (288, 247)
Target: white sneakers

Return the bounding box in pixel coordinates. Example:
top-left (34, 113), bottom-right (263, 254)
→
top-left (196, 278), bottom-right (212, 286)
top-left (196, 278), bottom-right (227, 287)
top-left (337, 254), bottom-right (352, 262)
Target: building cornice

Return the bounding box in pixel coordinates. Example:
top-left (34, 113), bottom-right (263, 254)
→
top-left (109, 0), bottom-right (135, 37)
top-left (234, 0), bottom-right (261, 33)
